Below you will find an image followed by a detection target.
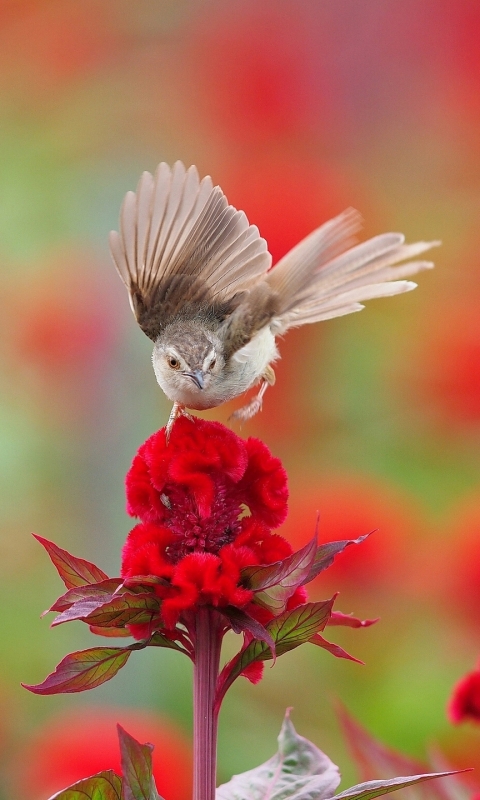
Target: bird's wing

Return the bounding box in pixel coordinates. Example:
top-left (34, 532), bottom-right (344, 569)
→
top-left (109, 161), bottom-right (271, 340)
top-left (265, 209), bottom-right (439, 334)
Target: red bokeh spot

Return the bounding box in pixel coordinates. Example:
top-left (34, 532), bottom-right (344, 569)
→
top-left (13, 707), bottom-right (192, 800)
top-left (415, 301), bottom-right (480, 427)
top-left (221, 155), bottom-right (357, 266)
top-left (189, 1), bottom-right (326, 142)
top-left (281, 474), bottom-right (422, 598)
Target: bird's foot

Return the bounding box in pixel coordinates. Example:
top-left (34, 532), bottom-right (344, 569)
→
top-left (165, 403), bottom-right (193, 442)
top-left (230, 380), bottom-right (268, 422)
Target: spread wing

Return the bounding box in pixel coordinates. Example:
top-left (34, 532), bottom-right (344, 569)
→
top-left (265, 209), bottom-right (440, 335)
top-left (221, 208), bottom-right (438, 360)
top-left (109, 161), bottom-right (271, 340)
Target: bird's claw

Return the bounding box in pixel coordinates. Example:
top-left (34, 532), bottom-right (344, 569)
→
top-left (230, 380), bottom-right (269, 423)
top-left (165, 403), bottom-right (193, 442)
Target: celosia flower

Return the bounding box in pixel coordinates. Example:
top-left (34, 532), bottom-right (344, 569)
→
top-left (123, 417), bottom-right (292, 630)
top-left (25, 418), bottom-right (374, 700)
top-left (448, 664), bottom-right (480, 724)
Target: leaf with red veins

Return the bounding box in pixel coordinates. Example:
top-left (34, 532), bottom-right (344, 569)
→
top-left (329, 612), bottom-right (379, 628)
top-left (305, 534), bottom-right (372, 584)
top-left (52, 592), bottom-right (161, 629)
top-left (220, 606), bottom-right (276, 658)
top-left (149, 631), bottom-right (193, 657)
top-left (122, 575), bottom-right (171, 590)
top-left (217, 600), bottom-right (334, 701)
top-left (22, 643), bottom-right (146, 694)
top-left (33, 534), bottom-right (109, 589)
top-left (48, 770), bottom-right (122, 799)
top-left (118, 725), bottom-right (162, 800)
top-left (90, 625), bottom-right (133, 638)
top-left (48, 578), bottom-right (123, 614)
top-left (241, 536), bottom-right (317, 613)
top-left (310, 633), bottom-right (364, 664)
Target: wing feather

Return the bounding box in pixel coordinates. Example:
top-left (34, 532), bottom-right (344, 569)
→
top-left (109, 161), bottom-right (271, 339)
top-left (267, 211), bottom-right (439, 334)
top-left (110, 163), bottom-right (439, 349)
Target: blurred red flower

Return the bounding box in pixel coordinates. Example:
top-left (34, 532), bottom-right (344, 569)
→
top-left (436, 496), bottom-right (480, 627)
top-left (449, 665), bottom-right (480, 724)
top-left (5, 251), bottom-right (119, 419)
top-left (414, 300), bottom-right (480, 427)
top-left (222, 155), bottom-right (358, 266)
top-left (188, 1), bottom-right (325, 143)
top-left (11, 707), bottom-right (192, 800)
top-left (122, 416), bottom-right (302, 630)
top-left (281, 475), bottom-right (422, 599)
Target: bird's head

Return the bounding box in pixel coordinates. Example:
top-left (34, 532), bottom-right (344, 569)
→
top-left (152, 322), bottom-right (224, 405)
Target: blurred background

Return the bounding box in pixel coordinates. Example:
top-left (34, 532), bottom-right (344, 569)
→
top-left (1, 0), bottom-right (480, 797)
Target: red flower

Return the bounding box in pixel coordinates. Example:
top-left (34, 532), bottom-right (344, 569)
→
top-left (449, 665), bottom-right (480, 724)
top-left (28, 419), bottom-right (373, 701)
top-left (123, 417), bottom-right (291, 628)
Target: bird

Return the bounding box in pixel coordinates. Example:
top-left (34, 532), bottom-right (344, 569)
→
top-left (109, 161), bottom-right (439, 435)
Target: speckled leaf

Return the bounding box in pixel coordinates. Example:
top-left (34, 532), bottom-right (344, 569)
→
top-left (34, 534), bottom-right (109, 589)
top-left (216, 711), bottom-right (340, 800)
top-left (118, 725), bottom-right (162, 800)
top-left (48, 770), bottom-right (122, 799)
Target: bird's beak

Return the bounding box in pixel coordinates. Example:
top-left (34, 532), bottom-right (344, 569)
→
top-left (183, 370), bottom-right (205, 390)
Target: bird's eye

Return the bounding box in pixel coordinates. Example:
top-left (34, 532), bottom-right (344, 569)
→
top-left (167, 356), bottom-right (180, 369)
top-left (210, 358), bottom-right (216, 370)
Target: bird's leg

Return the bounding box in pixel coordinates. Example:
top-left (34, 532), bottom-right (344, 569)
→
top-left (165, 402), bottom-right (193, 441)
top-left (230, 366), bottom-right (276, 422)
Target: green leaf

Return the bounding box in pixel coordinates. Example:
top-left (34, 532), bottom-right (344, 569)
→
top-left (333, 773), bottom-right (464, 800)
top-left (52, 592), bottom-right (160, 629)
top-left (48, 770), bottom-right (122, 799)
top-left (218, 600), bottom-right (334, 699)
top-left (216, 710), bottom-right (340, 800)
top-left (118, 725), bottom-right (163, 800)
top-left (242, 536), bottom-right (317, 613)
top-left (22, 644), bottom-right (144, 694)
top-left (34, 534), bottom-right (109, 589)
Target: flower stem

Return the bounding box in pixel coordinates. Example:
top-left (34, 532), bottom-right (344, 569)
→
top-left (193, 607), bottom-right (223, 800)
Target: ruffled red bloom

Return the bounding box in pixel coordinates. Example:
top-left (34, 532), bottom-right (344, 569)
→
top-left (123, 417), bottom-right (291, 628)
top-left (448, 665), bottom-right (480, 724)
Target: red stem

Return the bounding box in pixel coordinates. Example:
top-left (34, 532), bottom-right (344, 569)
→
top-left (193, 607), bottom-right (223, 800)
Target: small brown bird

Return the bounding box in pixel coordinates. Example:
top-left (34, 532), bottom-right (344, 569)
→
top-left (109, 161), bottom-right (439, 433)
